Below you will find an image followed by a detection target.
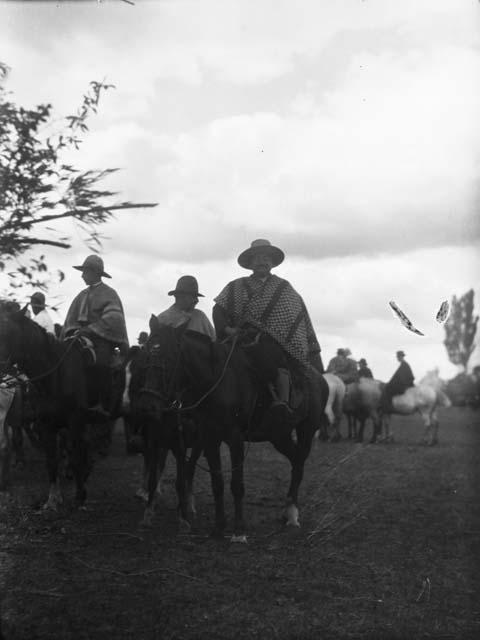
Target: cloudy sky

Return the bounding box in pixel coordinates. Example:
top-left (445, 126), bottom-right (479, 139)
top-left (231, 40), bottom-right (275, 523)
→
top-left (1, 0), bottom-right (479, 381)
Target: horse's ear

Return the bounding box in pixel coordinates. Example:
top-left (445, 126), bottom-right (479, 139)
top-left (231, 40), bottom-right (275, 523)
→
top-left (149, 314), bottom-right (160, 334)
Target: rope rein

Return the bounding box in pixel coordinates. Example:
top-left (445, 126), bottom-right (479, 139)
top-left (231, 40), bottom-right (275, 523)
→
top-left (140, 334), bottom-right (239, 414)
top-left (0, 337), bottom-right (79, 388)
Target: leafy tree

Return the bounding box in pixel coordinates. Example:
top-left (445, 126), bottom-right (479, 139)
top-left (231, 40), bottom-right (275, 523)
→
top-left (0, 62), bottom-right (156, 294)
top-left (443, 288), bottom-right (478, 372)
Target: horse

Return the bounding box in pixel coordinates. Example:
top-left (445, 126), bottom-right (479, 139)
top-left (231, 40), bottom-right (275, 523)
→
top-left (379, 370), bottom-right (451, 445)
top-left (138, 316), bottom-right (328, 539)
top-left (0, 303), bottom-right (113, 508)
top-left (318, 373), bottom-right (345, 442)
top-left (343, 377), bottom-right (383, 443)
top-left (132, 326), bottom-right (203, 530)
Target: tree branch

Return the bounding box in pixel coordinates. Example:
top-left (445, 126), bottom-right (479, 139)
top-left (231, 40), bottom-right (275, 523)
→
top-left (5, 202), bottom-right (158, 230)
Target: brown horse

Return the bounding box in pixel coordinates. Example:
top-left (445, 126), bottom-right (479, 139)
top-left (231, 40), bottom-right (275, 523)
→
top-left (138, 316), bottom-right (328, 539)
top-left (0, 302), bottom-right (110, 509)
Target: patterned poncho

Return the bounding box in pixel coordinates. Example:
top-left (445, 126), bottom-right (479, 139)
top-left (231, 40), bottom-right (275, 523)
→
top-left (214, 274), bottom-right (320, 369)
top-left (62, 282), bottom-right (129, 347)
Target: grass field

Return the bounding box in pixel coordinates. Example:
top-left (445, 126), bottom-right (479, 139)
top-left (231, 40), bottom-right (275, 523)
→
top-left (0, 406), bottom-right (479, 639)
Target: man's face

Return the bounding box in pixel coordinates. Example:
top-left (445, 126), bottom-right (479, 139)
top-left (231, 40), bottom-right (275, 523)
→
top-left (397, 354), bottom-right (403, 362)
top-left (81, 267), bottom-right (101, 286)
top-left (250, 252), bottom-right (274, 278)
top-left (175, 292), bottom-right (198, 312)
top-left (31, 303), bottom-right (43, 316)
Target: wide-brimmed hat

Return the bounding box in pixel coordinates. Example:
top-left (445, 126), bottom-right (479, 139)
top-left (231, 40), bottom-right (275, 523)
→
top-left (168, 275), bottom-right (204, 297)
top-left (237, 239), bottom-right (285, 270)
top-left (337, 348), bottom-right (345, 356)
top-left (30, 292), bottom-right (45, 305)
top-left (73, 255), bottom-right (111, 278)
top-left (358, 358), bottom-right (367, 365)
top-left (396, 350), bottom-right (405, 357)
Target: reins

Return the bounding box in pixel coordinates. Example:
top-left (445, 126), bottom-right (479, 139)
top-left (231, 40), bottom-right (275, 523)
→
top-left (0, 335), bottom-right (79, 388)
top-left (140, 334), bottom-right (239, 414)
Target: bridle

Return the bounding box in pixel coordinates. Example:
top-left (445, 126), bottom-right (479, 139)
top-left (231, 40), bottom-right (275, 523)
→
top-left (140, 332), bottom-right (239, 414)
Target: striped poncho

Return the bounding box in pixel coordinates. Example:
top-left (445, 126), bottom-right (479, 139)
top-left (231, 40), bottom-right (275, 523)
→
top-left (214, 274), bottom-right (320, 369)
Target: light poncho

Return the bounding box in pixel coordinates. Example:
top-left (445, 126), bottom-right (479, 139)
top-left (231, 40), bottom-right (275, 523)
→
top-left (31, 308), bottom-right (55, 334)
top-left (157, 305), bottom-right (216, 340)
top-left (214, 274), bottom-right (320, 369)
top-left (62, 282), bottom-right (129, 347)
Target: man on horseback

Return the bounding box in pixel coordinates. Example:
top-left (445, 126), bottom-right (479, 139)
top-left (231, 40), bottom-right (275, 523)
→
top-left (381, 350), bottom-right (415, 412)
top-left (30, 292), bottom-right (55, 334)
top-left (213, 239), bottom-right (323, 412)
top-left (157, 276), bottom-right (216, 339)
top-left (61, 255), bottom-right (129, 417)
top-left (358, 358), bottom-right (373, 379)
top-left (327, 348), bottom-right (359, 384)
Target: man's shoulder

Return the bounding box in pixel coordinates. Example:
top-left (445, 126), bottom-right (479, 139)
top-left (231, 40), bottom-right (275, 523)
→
top-left (191, 308), bottom-right (209, 320)
top-left (97, 282), bottom-right (118, 294)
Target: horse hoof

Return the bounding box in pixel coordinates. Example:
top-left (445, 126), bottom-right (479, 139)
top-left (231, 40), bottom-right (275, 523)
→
top-left (230, 534), bottom-right (248, 543)
top-left (140, 517), bottom-right (153, 529)
top-left (135, 488), bottom-right (148, 502)
top-left (178, 518), bottom-right (192, 534)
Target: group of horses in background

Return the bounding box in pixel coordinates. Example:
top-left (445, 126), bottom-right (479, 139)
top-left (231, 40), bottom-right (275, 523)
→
top-left (0, 300), bottom-right (453, 539)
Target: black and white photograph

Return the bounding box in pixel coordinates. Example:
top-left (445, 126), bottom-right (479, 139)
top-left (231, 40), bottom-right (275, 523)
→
top-left (0, 1), bottom-right (479, 638)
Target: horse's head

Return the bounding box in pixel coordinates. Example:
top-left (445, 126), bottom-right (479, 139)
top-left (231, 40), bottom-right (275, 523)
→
top-left (0, 301), bottom-right (26, 375)
top-left (0, 301), bottom-right (53, 377)
top-left (135, 317), bottom-right (188, 415)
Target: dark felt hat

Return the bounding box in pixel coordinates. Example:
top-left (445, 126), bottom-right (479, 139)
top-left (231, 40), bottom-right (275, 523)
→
top-left (73, 255), bottom-right (111, 278)
top-left (396, 350), bottom-right (405, 357)
top-left (168, 275), bottom-right (204, 297)
top-left (30, 292), bottom-right (45, 305)
top-left (237, 239), bottom-right (285, 270)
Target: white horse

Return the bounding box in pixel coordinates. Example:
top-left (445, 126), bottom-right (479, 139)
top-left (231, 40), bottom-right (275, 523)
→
top-left (381, 369), bottom-right (451, 445)
top-left (318, 373), bottom-right (346, 441)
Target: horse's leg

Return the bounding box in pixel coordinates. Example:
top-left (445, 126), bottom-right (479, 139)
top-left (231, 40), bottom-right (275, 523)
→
top-left (380, 414), bottom-right (392, 443)
top-left (185, 443), bottom-right (202, 520)
top-left (70, 414), bottom-right (89, 508)
top-left (431, 408), bottom-right (439, 445)
top-left (136, 447), bottom-right (167, 502)
top-left (203, 438), bottom-right (226, 538)
top-left (43, 424), bottom-right (63, 510)
top-left (0, 422), bottom-right (11, 492)
top-left (173, 441), bottom-right (190, 533)
top-left (369, 411), bottom-right (381, 444)
top-left (356, 415), bottom-right (366, 443)
top-left (228, 429), bottom-right (246, 540)
top-left (11, 420), bottom-right (24, 468)
top-left (270, 432), bottom-right (306, 527)
top-left (141, 422), bottom-right (160, 528)
top-left (420, 410), bottom-right (431, 445)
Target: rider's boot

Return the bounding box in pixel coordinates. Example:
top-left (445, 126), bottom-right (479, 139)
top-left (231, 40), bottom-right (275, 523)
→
top-left (270, 368), bottom-right (292, 413)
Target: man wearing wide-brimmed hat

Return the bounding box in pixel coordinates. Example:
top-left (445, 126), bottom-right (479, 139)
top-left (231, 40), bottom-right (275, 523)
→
top-left (213, 239), bottom-right (323, 410)
top-left (62, 255), bottom-right (129, 417)
top-left (381, 350), bottom-right (415, 411)
top-left (30, 291), bottom-right (55, 334)
top-left (157, 275), bottom-right (215, 339)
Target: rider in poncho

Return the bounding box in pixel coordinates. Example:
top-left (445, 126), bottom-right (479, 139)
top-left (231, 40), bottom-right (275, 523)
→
top-left (62, 255), bottom-right (129, 417)
top-left (213, 239), bottom-right (323, 411)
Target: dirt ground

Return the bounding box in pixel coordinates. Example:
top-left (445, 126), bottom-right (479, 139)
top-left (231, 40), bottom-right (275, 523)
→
top-left (0, 407), bottom-right (479, 640)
